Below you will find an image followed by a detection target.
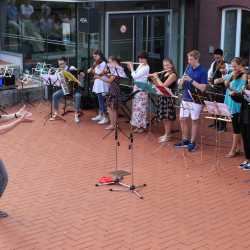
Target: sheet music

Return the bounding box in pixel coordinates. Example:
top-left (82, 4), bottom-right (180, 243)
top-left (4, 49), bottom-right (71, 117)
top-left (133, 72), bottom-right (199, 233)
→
top-left (107, 64), bottom-right (127, 78)
top-left (155, 85), bottom-right (177, 98)
top-left (217, 103), bottom-right (232, 117)
top-left (204, 101), bottom-right (231, 117)
top-left (41, 73), bottom-right (61, 87)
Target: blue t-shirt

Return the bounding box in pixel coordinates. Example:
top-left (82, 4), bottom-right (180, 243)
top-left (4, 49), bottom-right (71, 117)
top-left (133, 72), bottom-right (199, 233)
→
top-left (182, 65), bottom-right (208, 102)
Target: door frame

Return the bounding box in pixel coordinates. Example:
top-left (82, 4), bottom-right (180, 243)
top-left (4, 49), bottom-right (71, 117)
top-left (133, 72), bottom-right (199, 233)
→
top-left (105, 9), bottom-right (173, 61)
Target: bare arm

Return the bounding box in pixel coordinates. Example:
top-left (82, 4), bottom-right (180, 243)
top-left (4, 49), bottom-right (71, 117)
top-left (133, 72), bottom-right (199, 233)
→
top-left (191, 81), bottom-right (207, 92)
top-left (0, 105), bottom-right (26, 123)
top-left (96, 75), bottom-right (116, 84)
top-left (0, 109), bottom-right (33, 134)
top-left (0, 113), bottom-right (16, 123)
top-left (0, 117), bottom-right (24, 134)
top-left (214, 77), bottom-right (225, 85)
top-left (156, 73), bottom-right (177, 87)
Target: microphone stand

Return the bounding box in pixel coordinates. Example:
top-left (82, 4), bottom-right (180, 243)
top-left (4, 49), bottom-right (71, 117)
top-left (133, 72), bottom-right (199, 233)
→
top-left (109, 129), bottom-right (146, 199)
top-left (96, 68), bottom-right (146, 198)
top-left (96, 73), bottom-right (131, 186)
top-left (96, 119), bottom-right (130, 187)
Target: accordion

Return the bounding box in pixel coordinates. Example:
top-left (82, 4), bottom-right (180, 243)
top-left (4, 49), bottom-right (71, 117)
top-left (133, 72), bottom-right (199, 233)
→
top-left (58, 71), bottom-right (70, 96)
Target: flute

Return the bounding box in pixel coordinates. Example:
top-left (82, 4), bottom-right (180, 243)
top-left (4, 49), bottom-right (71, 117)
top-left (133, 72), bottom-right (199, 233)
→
top-left (121, 61), bottom-right (142, 65)
top-left (148, 70), bottom-right (168, 78)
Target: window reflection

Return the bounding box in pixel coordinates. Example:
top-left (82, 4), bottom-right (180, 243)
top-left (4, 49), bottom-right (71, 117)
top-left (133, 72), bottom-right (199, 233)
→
top-left (223, 10), bottom-right (237, 62)
top-left (2, 0), bottom-right (77, 72)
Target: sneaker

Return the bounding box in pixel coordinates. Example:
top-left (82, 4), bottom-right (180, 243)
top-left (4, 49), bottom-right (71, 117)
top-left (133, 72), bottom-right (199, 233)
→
top-left (74, 114), bottom-right (80, 123)
top-left (175, 139), bottom-right (190, 148)
top-left (187, 142), bottom-right (197, 152)
top-left (242, 163), bottom-right (250, 171)
top-left (98, 117), bottom-right (109, 125)
top-left (239, 161), bottom-right (249, 168)
top-left (91, 114), bottom-right (102, 121)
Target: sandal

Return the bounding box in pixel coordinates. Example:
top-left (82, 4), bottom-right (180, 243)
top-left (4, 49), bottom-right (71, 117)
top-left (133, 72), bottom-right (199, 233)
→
top-left (158, 134), bottom-right (172, 143)
top-left (105, 125), bottom-right (115, 130)
top-left (49, 114), bottom-right (58, 121)
top-left (135, 128), bottom-right (145, 134)
top-left (225, 151), bottom-right (240, 158)
top-left (133, 128), bottom-right (139, 133)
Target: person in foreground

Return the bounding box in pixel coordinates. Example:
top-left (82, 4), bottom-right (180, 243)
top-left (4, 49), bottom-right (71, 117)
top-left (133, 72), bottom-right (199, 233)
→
top-left (0, 105), bottom-right (33, 218)
top-left (0, 105), bottom-right (32, 134)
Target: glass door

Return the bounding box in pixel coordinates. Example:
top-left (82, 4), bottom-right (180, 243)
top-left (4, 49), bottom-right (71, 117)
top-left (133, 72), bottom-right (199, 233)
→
top-left (135, 14), bottom-right (170, 71)
top-left (107, 11), bottom-right (171, 72)
top-left (108, 15), bottom-right (134, 61)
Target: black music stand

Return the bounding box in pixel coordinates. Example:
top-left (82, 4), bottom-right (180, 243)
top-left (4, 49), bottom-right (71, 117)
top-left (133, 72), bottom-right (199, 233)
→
top-left (19, 76), bottom-right (34, 107)
top-left (43, 75), bottom-right (65, 126)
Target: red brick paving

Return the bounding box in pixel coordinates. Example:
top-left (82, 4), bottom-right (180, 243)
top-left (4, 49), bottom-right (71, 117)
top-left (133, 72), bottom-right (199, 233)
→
top-left (0, 103), bottom-right (250, 250)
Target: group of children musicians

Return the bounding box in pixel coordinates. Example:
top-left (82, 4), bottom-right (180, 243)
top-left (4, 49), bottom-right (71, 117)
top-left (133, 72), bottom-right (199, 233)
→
top-left (0, 47), bottom-right (250, 218)
top-left (3, 48), bottom-right (250, 169)
top-left (86, 48), bottom-right (250, 170)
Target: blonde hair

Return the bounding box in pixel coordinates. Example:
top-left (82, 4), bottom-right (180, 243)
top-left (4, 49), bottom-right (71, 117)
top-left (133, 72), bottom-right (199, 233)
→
top-left (163, 58), bottom-right (177, 76)
top-left (187, 50), bottom-right (200, 60)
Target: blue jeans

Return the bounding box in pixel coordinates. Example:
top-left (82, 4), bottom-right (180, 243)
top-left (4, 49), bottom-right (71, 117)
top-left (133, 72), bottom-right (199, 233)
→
top-left (0, 160), bottom-right (8, 198)
top-left (52, 89), bottom-right (82, 113)
top-left (97, 93), bottom-right (106, 113)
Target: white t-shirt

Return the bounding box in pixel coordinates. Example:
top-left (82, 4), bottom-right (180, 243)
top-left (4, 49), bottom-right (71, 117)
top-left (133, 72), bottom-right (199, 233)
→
top-left (131, 64), bottom-right (150, 91)
top-left (92, 61), bottom-right (109, 94)
top-left (20, 4), bottom-right (34, 18)
top-left (131, 64), bottom-right (150, 82)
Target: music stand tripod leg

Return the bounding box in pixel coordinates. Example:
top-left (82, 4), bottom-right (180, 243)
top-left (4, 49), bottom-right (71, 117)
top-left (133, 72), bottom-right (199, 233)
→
top-left (96, 118), bottom-right (128, 187)
top-left (44, 80), bottom-right (66, 125)
top-left (20, 81), bottom-right (34, 107)
top-left (109, 132), bottom-right (146, 199)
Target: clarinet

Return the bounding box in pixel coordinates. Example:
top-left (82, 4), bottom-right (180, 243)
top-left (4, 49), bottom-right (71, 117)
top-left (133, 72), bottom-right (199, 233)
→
top-left (178, 65), bottom-right (189, 93)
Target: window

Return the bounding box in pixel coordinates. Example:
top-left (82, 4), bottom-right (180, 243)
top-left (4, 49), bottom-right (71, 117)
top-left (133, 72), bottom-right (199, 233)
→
top-left (221, 8), bottom-right (250, 66)
top-left (0, 1), bottom-right (77, 73)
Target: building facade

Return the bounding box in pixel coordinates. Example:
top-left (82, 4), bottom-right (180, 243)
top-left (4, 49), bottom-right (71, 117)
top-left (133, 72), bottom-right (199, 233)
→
top-left (186, 0), bottom-right (250, 67)
top-left (0, 0), bottom-right (185, 73)
top-left (0, 0), bottom-right (249, 75)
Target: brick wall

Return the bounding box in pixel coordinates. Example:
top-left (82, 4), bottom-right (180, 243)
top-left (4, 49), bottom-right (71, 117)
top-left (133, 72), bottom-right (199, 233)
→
top-left (197, 0), bottom-right (250, 67)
